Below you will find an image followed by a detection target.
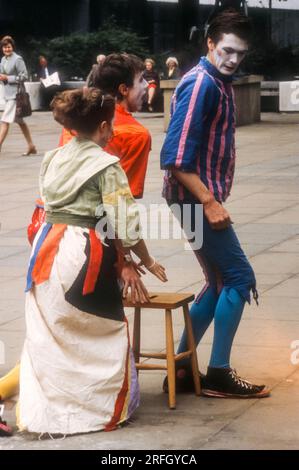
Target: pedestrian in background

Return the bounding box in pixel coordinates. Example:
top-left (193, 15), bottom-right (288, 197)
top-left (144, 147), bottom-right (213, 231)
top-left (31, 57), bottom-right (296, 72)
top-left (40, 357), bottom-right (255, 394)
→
top-left (165, 57), bottom-right (181, 80)
top-left (37, 55), bottom-right (61, 109)
top-left (142, 58), bottom-right (159, 112)
top-left (85, 53), bottom-right (106, 87)
top-left (0, 36), bottom-right (36, 155)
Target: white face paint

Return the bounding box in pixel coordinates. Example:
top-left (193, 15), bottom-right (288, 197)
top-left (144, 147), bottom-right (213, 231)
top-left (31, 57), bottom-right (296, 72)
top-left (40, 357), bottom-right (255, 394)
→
top-left (208, 33), bottom-right (249, 76)
top-left (126, 72), bottom-right (148, 112)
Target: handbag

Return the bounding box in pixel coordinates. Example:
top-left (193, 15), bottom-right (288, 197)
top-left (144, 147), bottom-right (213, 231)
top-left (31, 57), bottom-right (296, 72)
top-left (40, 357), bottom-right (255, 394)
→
top-left (15, 81), bottom-right (32, 118)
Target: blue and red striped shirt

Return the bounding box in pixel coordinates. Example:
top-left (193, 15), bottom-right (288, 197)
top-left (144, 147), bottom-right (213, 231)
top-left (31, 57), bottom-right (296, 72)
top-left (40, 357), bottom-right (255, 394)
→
top-left (161, 56), bottom-right (236, 203)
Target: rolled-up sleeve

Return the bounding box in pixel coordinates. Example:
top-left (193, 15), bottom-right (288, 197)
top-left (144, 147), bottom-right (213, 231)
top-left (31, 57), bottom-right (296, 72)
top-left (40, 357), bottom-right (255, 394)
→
top-left (98, 163), bottom-right (142, 248)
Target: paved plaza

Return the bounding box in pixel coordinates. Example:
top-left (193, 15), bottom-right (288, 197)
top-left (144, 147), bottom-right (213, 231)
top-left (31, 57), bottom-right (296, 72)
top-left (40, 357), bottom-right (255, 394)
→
top-left (0, 111), bottom-right (299, 449)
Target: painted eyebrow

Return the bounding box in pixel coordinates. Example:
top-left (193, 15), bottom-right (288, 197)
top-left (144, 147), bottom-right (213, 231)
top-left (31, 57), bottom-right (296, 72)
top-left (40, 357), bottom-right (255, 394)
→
top-left (223, 47), bottom-right (248, 54)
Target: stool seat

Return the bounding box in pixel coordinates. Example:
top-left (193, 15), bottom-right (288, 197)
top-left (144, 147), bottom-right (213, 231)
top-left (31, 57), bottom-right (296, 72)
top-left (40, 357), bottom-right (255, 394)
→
top-left (123, 292), bottom-right (195, 309)
top-left (124, 291), bottom-right (200, 409)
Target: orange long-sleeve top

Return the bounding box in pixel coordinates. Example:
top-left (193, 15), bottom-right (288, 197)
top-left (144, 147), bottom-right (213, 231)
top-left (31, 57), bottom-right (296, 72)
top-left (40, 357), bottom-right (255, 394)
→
top-left (58, 103), bottom-right (151, 199)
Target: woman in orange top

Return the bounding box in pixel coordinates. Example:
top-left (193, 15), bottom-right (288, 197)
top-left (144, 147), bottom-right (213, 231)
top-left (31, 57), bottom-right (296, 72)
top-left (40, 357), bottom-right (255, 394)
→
top-left (60, 53), bottom-right (151, 199)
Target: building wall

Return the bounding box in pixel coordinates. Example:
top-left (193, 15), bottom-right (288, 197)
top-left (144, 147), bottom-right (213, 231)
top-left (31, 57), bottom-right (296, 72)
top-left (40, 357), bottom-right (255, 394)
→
top-left (272, 9), bottom-right (299, 47)
top-left (0, 0), bottom-right (298, 51)
top-left (0, 0), bottom-right (92, 38)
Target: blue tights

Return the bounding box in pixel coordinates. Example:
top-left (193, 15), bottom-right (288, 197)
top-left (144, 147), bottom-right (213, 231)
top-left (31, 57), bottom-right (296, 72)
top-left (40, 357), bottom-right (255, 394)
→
top-left (178, 286), bottom-right (245, 369)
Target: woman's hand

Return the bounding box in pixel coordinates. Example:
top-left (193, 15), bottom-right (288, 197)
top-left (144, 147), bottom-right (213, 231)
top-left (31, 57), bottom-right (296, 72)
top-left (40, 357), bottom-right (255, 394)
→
top-left (121, 263), bottom-right (150, 304)
top-left (203, 199), bottom-right (232, 230)
top-left (143, 258), bottom-right (168, 282)
top-left (0, 74), bottom-right (8, 81)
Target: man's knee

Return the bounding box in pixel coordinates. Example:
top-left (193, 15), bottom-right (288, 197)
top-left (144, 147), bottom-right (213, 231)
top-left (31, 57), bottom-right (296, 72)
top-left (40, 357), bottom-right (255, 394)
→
top-left (229, 261), bottom-right (256, 304)
top-left (243, 262), bottom-right (256, 287)
top-left (222, 258), bottom-right (256, 293)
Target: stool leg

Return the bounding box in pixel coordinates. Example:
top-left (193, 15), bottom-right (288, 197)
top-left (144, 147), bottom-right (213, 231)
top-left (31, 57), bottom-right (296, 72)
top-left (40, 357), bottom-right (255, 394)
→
top-left (165, 308), bottom-right (176, 409)
top-left (133, 307), bottom-right (141, 368)
top-left (183, 304), bottom-right (201, 396)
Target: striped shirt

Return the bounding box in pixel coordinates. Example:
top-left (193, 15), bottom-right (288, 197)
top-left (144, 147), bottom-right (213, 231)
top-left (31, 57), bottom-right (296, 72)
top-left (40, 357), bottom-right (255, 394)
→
top-left (160, 56), bottom-right (236, 203)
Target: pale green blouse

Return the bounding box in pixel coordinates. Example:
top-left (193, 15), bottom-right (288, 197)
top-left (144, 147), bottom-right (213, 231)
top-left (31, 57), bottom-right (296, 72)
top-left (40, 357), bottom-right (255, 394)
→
top-left (40, 137), bottom-right (142, 247)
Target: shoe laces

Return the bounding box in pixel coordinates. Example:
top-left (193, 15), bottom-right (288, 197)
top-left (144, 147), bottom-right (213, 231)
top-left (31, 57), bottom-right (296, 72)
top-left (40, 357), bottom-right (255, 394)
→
top-left (229, 369), bottom-right (255, 390)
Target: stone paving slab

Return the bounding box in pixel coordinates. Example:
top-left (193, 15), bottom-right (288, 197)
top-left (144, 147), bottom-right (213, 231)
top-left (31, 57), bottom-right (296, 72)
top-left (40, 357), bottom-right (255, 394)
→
top-left (0, 112), bottom-right (299, 449)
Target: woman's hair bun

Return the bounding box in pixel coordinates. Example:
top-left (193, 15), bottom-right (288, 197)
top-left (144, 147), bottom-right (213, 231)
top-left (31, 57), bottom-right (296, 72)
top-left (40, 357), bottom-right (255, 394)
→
top-left (51, 88), bottom-right (115, 134)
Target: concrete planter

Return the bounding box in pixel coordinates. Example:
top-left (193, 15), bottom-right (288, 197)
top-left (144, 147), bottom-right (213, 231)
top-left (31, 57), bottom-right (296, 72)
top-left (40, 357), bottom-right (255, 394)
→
top-left (0, 81), bottom-right (85, 111)
top-left (233, 75), bottom-right (263, 126)
top-left (0, 82), bottom-right (42, 111)
top-left (160, 75), bottom-right (263, 131)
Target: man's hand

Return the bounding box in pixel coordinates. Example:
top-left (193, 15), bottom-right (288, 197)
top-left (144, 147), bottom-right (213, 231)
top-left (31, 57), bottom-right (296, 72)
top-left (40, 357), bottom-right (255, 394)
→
top-left (0, 74), bottom-right (8, 81)
top-left (121, 263), bottom-right (150, 304)
top-left (203, 198), bottom-right (232, 230)
top-left (171, 169), bottom-right (232, 230)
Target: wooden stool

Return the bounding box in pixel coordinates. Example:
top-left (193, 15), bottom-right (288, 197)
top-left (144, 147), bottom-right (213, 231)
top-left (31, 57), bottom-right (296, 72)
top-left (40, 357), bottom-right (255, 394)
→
top-left (123, 292), bottom-right (201, 409)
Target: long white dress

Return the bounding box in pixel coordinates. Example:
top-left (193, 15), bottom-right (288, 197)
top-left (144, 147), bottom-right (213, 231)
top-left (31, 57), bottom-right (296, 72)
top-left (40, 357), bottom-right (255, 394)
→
top-left (19, 138), bottom-right (141, 435)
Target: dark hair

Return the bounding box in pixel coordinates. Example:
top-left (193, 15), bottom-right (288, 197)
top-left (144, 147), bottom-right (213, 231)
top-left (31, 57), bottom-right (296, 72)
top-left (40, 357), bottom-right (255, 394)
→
top-left (207, 9), bottom-right (252, 45)
top-left (1, 35), bottom-right (15, 50)
top-left (92, 53), bottom-right (144, 101)
top-left (51, 88), bottom-right (115, 135)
